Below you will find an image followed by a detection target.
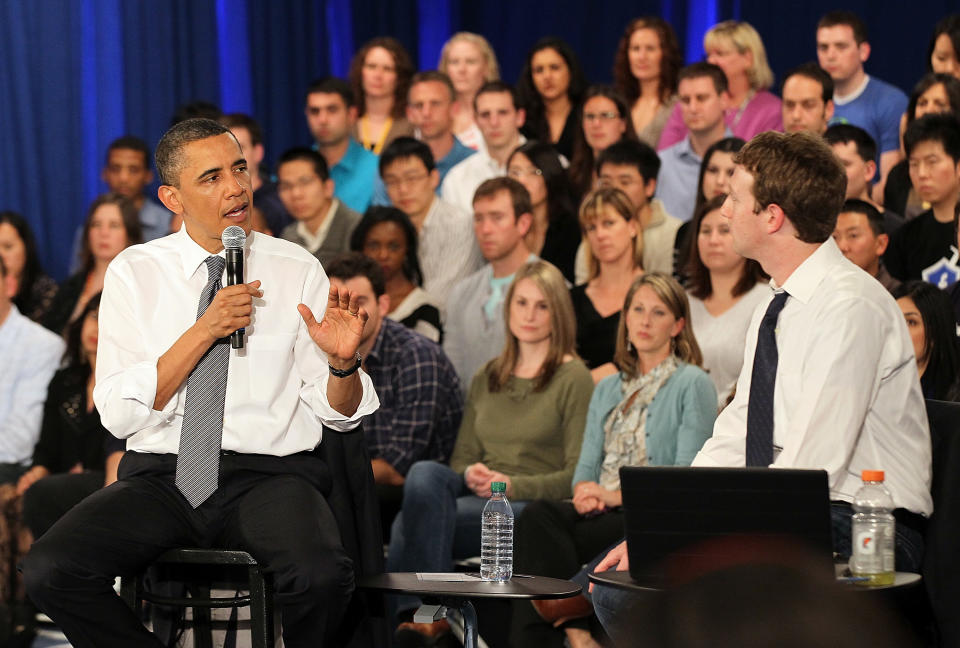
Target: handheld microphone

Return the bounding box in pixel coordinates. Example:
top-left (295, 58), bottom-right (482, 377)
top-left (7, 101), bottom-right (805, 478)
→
top-left (221, 225), bottom-right (247, 349)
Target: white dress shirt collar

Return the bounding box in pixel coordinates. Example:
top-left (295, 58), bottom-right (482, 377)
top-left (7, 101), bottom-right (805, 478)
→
top-left (774, 237), bottom-right (845, 306)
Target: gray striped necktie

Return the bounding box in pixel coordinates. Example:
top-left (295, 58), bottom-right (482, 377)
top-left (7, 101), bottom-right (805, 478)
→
top-left (176, 255), bottom-right (228, 508)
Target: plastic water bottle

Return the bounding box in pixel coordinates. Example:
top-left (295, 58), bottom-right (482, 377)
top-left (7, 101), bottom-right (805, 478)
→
top-left (849, 470), bottom-right (896, 586)
top-left (480, 481), bottom-right (513, 581)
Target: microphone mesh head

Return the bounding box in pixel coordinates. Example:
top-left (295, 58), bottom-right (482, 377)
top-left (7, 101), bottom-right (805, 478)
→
top-left (221, 225), bottom-right (246, 250)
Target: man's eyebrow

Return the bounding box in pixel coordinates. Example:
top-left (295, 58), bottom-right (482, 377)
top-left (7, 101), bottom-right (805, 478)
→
top-left (196, 166), bottom-right (223, 181)
top-left (233, 157), bottom-right (246, 168)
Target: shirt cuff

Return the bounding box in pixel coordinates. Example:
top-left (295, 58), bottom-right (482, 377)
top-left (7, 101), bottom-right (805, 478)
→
top-left (310, 367), bottom-right (380, 432)
top-left (118, 360), bottom-right (178, 425)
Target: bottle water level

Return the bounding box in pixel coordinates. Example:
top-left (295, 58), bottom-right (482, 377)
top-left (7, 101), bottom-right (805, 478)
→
top-left (480, 510), bottom-right (513, 581)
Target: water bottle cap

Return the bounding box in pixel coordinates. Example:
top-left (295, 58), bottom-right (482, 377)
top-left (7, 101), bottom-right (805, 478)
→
top-left (862, 470), bottom-right (884, 482)
top-left (491, 481), bottom-right (506, 493)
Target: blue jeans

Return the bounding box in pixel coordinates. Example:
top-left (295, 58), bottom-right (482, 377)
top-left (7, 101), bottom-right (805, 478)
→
top-left (385, 461), bottom-right (527, 618)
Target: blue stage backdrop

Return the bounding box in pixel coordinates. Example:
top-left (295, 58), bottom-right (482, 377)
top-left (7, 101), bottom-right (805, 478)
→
top-left (0, 0), bottom-right (954, 279)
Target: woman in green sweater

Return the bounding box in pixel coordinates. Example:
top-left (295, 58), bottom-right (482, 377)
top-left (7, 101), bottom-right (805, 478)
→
top-left (387, 260), bottom-right (594, 638)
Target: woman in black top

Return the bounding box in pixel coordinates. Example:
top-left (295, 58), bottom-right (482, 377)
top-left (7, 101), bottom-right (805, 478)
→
top-left (0, 211), bottom-right (58, 323)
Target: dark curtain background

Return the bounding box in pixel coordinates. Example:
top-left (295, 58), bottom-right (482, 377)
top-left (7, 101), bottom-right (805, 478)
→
top-left (0, 0), bottom-right (954, 280)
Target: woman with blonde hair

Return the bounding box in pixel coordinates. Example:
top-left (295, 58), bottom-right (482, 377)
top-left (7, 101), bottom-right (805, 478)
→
top-left (348, 37), bottom-right (415, 154)
top-left (438, 31), bottom-right (501, 151)
top-left (387, 260), bottom-right (594, 642)
top-left (571, 188), bottom-right (644, 383)
top-left (513, 272), bottom-right (716, 648)
top-left (658, 20), bottom-right (782, 149)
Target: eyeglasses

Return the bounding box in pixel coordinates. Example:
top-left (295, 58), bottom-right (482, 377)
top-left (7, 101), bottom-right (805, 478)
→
top-left (383, 172), bottom-right (429, 189)
top-left (583, 111), bottom-right (620, 123)
top-left (507, 167), bottom-right (543, 179)
top-left (277, 176), bottom-right (320, 193)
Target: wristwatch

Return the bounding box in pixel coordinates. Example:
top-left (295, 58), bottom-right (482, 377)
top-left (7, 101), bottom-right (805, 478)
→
top-left (329, 352), bottom-right (362, 378)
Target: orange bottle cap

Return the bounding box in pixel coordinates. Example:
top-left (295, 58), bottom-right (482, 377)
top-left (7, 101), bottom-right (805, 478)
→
top-left (862, 470), bottom-right (885, 481)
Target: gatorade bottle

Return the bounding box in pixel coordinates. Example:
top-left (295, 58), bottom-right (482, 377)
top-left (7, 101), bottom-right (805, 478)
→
top-left (849, 470), bottom-right (896, 586)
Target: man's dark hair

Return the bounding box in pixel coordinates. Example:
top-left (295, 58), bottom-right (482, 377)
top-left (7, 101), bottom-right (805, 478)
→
top-left (824, 124), bottom-right (877, 164)
top-left (305, 77), bottom-right (354, 108)
top-left (277, 147), bottom-right (330, 182)
top-left (472, 177), bottom-right (532, 220)
top-left (840, 198), bottom-right (885, 237)
top-left (170, 101), bottom-right (222, 126)
top-left (735, 131), bottom-right (847, 243)
top-left (155, 118), bottom-right (232, 186)
top-left (782, 63), bottom-right (834, 103)
top-left (678, 62), bottom-right (728, 95)
top-left (474, 80), bottom-right (520, 113)
top-left (904, 113), bottom-right (960, 161)
top-left (219, 113), bottom-right (264, 147)
top-left (409, 70), bottom-right (456, 103)
top-left (596, 139), bottom-right (662, 184)
top-left (379, 136), bottom-right (435, 175)
top-left (106, 136), bottom-right (151, 168)
top-left (818, 10), bottom-right (869, 45)
top-left (325, 252), bottom-right (386, 298)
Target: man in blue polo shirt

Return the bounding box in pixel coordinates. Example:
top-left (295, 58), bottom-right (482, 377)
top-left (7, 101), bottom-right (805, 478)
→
top-left (304, 77), bottom-right (380, 214)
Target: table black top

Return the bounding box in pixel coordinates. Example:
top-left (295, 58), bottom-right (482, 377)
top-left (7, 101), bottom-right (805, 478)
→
top-left (588, 569), bottom-right (923, 593)
top-left (358, 573), bottom-right (581, 600)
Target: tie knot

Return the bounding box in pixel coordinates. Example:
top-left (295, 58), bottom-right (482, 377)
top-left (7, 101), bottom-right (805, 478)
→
top-left (205, 256), bottom-right (225, 282)
top-left (762, 291), bottom-right (789, 326)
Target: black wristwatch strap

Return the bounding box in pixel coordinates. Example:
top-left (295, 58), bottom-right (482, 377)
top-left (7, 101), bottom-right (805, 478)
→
top-left (329, 353), bottom-right (362, 378)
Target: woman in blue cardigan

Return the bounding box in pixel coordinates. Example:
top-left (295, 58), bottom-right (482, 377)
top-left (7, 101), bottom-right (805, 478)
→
top-left (512, 272), bottom-right (717, 648)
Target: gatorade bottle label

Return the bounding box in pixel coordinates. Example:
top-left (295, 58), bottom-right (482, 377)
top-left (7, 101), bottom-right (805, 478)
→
top-left (856, 531), bottom-right (876, 555)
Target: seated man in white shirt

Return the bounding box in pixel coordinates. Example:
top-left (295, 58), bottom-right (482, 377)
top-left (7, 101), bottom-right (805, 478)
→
top-left (589, 131), bottom-right (931, 645)
top-left (440, 80), bottom-right (526, 215)
top-left (0, 255), bottom-right (65, 484)
top-left (380, 136), bottom-right (483, 306)
top-left (23, 118), bottom-right (380, 648)
top-left (276, 147), bottom-right (362, 267)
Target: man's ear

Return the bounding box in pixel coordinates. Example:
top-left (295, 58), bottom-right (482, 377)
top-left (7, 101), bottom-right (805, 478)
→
top-left (864, 160), bottom-right (877, 183)
top-left (516, 211), bottom-right (533, 237)
top-left (158, 185), bottom-right (183, 215)
top-left (515, 107), bottom-right (526, 129)
top-left (765, 203), bottom-right (787, 234)
top-left (378, 293), bottom-right (391, 315)
top-left (858, 41), bottom-right (871, 64)
top-left (347, 106), bottom-right (359, 125)
top-left (824, 100), bottom-right (835, 124)
top-left (644, 177), bottom-right (657, 200)
top-left (875, 232), bottom-right (890, 256)
top-left (252, 143), bottom-right (265, 166)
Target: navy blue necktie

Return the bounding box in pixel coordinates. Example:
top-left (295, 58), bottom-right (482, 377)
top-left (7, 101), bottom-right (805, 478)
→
top-left (746, 291), bottom-right (789, 467)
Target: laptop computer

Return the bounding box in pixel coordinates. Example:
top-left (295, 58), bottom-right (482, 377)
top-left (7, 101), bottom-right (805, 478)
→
top-left (619, 466), bottom-right (833, 585)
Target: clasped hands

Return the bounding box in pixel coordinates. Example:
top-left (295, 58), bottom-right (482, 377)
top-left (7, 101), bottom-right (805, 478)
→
top-left (465, 462), bottom-right (512, 498)
top-left (198, 280), bottom-right (366, 366)
top-left (572, 481), bottom-right (621, 515)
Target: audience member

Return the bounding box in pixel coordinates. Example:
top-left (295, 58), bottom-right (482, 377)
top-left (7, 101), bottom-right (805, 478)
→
top-left (517, 37), bottom-right (587, 160)
top-left (894, 280), bottom-right (960, 401)
top-left (575, 139), bottom-right (681, 280)
top-left (276, 147), bottom-right (361, 266)
top-left (0, 212), bottom-right (57, 324)
top-left (438, 32), bottom-right (500, 152)
top-left (220, 113), bottom-right (291, 235)
top-left (781, 62), bottom-right (834, 134)
top-left (507, 141), bottom-right (581, 282)
top-left (823, 124), bottom-right (904, 233)
top-left (0, 255), bottom-right (64, 485)
top-left (656, 63), bottom-right (733, 223)
top-left (44, 194), bottom-right (142, 336)
top-left (832, 199), bottom-right (900, 293)
top-left (885, 73), bottom-right (960, 219)
top-left (388, 260), bottom-right (593, 643)
top-left (569, 86), bottom-right (637, 198)
top-left (885, 114), bottom-right (960, 286)
top-left (684, 196), bottom-right (770, 405)
top-left (99, 136), bottom-right (171, 243)
top-left (18, 294), bottom-right (124, 540)
top-left (325, 253), bottom-right (462, 535)
top-left (406, 71), bottom-right (476, 188)
top-left (513, 272), bottom-right (716, 648)
top-left (444, 177), bottom-right (536, 394)
top-left (692, 130), bottom-right (931, 571)
top-left (349, 37), bottom-right (415, 154)
top-left (349, 207), bottom-right (443, 341)
top-left (817, 11), bottom-right (907, 200)
top-left (612, 17), bottom-right (682, 148)
top-left (572, 188), bottom-right (644, 383)
top-left (672, 137), bottom-right (746, 283)
top-left (658, 21), bottom-right (780, 149)
top-left (929, 14), bottom-right (960, 79)
top-left (304, 77), bottom-right (379, 213)
top-left (441, 81), bottom-right (526, 215)
top-left (378, 137), bottom-right (482, 306)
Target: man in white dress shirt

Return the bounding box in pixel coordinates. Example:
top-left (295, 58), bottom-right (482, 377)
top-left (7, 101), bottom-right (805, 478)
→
top-left (440, 80), bottom-right (526, 215)
top-left (24, 119), bottom-right (380, 648)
